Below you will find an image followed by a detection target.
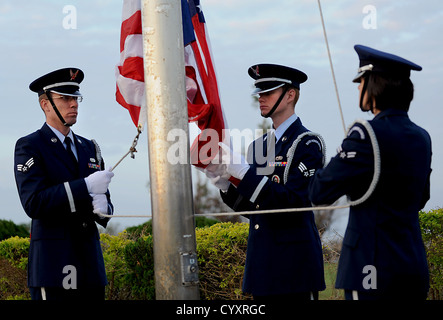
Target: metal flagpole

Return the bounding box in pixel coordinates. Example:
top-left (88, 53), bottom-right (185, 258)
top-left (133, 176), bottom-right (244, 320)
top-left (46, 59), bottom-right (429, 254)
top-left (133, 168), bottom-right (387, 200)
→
top-left (141, 0), bottom-right (200, 299)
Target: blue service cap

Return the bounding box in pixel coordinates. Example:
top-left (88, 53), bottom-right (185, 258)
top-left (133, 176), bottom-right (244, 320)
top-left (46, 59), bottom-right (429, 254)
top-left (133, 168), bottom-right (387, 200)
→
top-left (29, 68), bottom-right (84, 97)
top-left (353, 44), bottom-right (422, 83)
top-left (248, 63), bottom-right (308, 95)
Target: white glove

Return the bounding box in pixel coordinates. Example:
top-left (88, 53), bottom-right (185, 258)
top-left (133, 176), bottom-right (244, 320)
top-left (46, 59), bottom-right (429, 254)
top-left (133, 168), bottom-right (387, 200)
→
top-left (204, 164), bottom-right (230, 191)
top-left (218, 142), bottom-right (250, 180)
top-left (84, 169), bottom-right (114, 194)
top-left (91, 193), bottom-right (108, 215)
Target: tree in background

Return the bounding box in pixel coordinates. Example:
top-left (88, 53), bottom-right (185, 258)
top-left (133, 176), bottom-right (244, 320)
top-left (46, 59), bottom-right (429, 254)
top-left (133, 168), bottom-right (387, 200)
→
top-left (193, 171), bottom-right (241, 222)
top-left (0, 220), bottom-right (29, 241)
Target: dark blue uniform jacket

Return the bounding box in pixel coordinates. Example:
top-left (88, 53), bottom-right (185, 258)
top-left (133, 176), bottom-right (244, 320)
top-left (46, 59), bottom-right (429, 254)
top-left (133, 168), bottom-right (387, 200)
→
top-left (14, 123), bottom-right (112, 288)
top-left (310, 109), bottom-right (431, 295)
top-left (221, 118), bottom-right (326, 296)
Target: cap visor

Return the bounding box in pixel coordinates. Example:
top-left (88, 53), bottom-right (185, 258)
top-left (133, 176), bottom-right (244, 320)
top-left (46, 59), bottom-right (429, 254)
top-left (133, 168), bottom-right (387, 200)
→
top-left (251, 83), bottom-right (285, 95)
top-left (50, 90), bottom-right (82, 97)
top-left (352, 71), bottom-right (366, 83)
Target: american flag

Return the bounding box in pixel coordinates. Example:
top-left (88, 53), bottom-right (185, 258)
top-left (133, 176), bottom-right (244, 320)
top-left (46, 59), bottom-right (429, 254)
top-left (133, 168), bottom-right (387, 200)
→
top-left (116, 0), bottom-right (228, 169)
top-left (115, 0), bottom-right (144, 128)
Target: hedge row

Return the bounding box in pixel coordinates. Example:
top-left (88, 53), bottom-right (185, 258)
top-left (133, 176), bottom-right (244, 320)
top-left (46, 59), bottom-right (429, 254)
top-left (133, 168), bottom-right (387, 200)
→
top-left (0, 209), bottom-right (442, 300)
top-left (101, 222), bottom-right (250, 300)
top-left (419, 209), bottom-right (443, 300)
top-left (0, 222), bottom-right (249, 300)
top-left (0, 236), bottom-right (29, 299)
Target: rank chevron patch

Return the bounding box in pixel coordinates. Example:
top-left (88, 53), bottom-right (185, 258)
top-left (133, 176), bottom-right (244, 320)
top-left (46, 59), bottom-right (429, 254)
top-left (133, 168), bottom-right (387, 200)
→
top-left (17, 157), bottom-right (34, 173)
top-left (298, 161), bottom-right (315, 177)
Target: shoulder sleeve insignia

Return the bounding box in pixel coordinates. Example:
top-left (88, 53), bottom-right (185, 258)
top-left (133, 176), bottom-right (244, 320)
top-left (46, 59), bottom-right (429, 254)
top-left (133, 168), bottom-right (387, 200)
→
top-left (305, 138), bottom-right (322, 150)
top-left (17, 157), bottom-right (34, 173)
top-left (347, 125), bottom-right (366, 140)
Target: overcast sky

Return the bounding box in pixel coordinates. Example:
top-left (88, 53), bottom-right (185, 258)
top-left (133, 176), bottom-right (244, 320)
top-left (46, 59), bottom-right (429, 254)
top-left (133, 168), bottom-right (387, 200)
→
top-left (1, 0), bottom-right (442, 232)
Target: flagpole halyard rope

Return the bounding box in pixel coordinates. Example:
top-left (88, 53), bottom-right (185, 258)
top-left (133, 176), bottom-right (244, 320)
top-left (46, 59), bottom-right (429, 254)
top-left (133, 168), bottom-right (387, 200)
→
top-left (97, 203), bottom-right (351, 219)
top-left (317, 0), bottom-right (347, 136)
top-left (110, 125), bottom-right (142, 172)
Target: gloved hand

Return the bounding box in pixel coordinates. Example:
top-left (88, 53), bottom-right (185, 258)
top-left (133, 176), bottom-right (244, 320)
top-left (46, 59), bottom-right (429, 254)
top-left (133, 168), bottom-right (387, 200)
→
top-left (218, 142), bottom-right (250, 180)
top-left (84, 169), bottom-right (114, 194)
top-left (91, 193), bottom-right (108, 215)
top-left (204, 164), bottom-right (230, 191)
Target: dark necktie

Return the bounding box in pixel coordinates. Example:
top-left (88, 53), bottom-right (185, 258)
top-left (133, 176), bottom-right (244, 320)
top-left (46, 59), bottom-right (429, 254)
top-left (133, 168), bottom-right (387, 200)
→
top-left (64, 136), bottom-right (78, 164)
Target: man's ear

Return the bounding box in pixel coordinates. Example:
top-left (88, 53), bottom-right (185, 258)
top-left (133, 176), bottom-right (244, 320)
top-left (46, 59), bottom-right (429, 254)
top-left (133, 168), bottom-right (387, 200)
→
top-left (40, 98), bottom-right (50, 113)
top-left (287, 88), bottom-right (299, 105)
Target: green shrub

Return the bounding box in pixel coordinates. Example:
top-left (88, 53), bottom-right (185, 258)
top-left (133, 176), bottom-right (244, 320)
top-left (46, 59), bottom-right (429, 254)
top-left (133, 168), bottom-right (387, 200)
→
top-left (123, 235), bottom-right (155, 300)
top-left (125, 221), bottom-right (152, 239)
top-left (419, 208), bottom-right (443, 300)
top-left (0, 236), bottom-right (30, 300)
top-left (0, 210), bottom-right (442, 301)
top-left (0, 236), bottom-right (30, 270)
top-left (125, 217), bottom-right (218, 239)
top-left (196, 222), bottom-right (250, 300)
top-left (0, 257), bottom-right (29, 300)
top-left (107, 221), bottom-right (247, 300)
top-left (100, 232), bottom-right (132, 300)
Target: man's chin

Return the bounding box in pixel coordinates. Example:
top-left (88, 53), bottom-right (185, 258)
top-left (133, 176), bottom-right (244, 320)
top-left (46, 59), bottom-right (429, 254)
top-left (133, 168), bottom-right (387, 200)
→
top-left (66, 118), bottom-right (77, 126)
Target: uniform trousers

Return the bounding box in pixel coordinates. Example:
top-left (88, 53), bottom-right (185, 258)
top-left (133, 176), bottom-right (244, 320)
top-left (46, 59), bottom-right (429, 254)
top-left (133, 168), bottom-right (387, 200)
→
top-left (344, 289), bottom-right (428, 300)
top-left (30, 286), bottom-right (105, 301)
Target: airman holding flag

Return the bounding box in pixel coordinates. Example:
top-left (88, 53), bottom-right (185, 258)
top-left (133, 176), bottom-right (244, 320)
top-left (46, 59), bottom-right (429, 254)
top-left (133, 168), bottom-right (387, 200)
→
top-left (14, 68), bottom-right (114, 300)
top-left (212, 64), bottom-right (326, 300)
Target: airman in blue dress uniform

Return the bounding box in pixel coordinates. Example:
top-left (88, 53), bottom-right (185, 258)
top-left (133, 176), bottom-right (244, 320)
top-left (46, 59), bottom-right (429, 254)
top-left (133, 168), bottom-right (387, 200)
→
top-left (211, 64), bottom-right (326, 300)
top-left (14, 68), bottom-right (114, 300)
top-left (309, 45), bottom-right (432, 300)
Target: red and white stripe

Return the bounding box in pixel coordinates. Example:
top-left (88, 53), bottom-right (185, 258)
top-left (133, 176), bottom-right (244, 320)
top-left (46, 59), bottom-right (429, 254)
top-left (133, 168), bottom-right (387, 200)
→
top-left (116, 0), bottom-right (144, 128)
